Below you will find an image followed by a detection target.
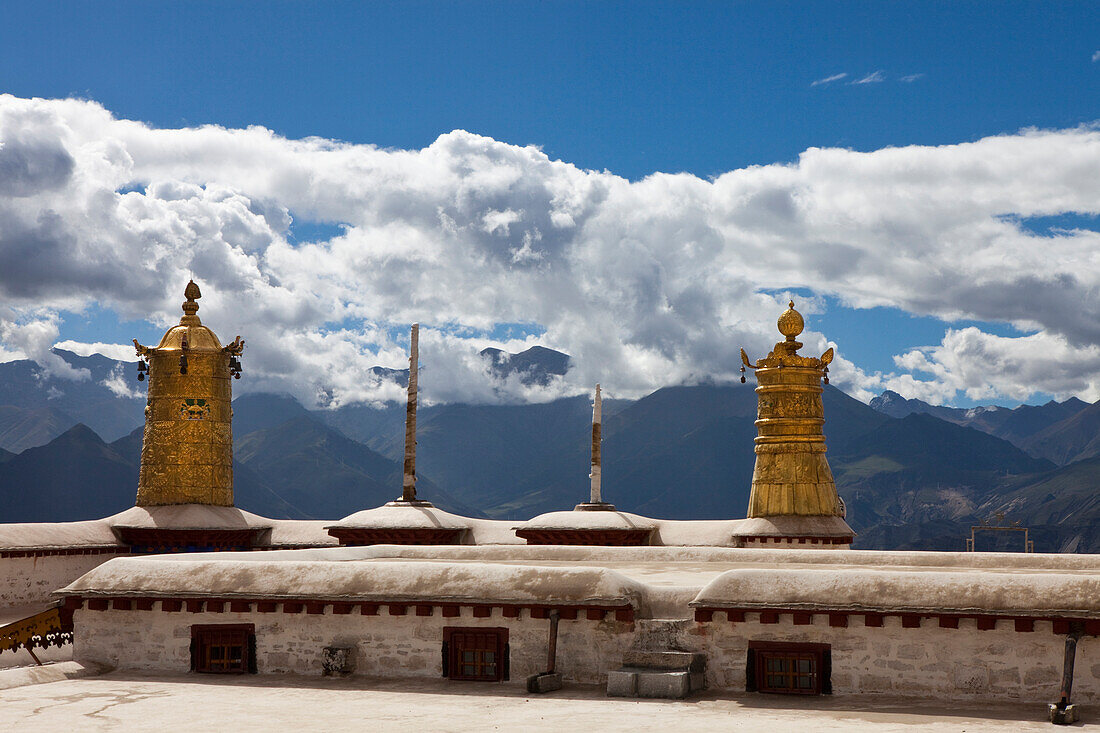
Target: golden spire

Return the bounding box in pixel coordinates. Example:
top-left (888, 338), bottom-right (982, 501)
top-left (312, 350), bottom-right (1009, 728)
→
top-left (131, 280), bottom-right (244, 507)
top-left (740, 300), bottom-right (841, 517)
top-left (181, 280), bottom-right (201, 321)
top-left (776, 300), bottom-right (804, 341)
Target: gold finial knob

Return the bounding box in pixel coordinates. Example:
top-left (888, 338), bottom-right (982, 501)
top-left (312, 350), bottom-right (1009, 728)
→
top-left (182, 280), bottom-right (201, 316)
top-left (777, 300), bottom-right (804, 341)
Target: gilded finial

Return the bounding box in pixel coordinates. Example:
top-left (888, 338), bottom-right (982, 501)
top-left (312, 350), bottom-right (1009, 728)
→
top-left (745, 299), bottom-right (846, 522)
top-left (777, 299), bottom-right (804, 341)
top-left (182, 280), bottom-right (201, 317)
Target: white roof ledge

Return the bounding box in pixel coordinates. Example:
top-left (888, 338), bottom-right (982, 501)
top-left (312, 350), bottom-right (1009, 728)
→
top-left (691, 567), bottom-right (1100, 616)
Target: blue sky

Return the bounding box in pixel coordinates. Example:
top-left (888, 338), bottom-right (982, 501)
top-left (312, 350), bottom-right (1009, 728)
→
top-left (1, 2), bottom-right (1099, 407)
top-left (4, 2), bottom-right (1097, 178)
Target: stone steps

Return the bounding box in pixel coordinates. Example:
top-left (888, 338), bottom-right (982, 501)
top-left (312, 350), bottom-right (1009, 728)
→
top-left (607, 620), bottom-right (706, 700)
top-left (608, 667), bottom-right (706, 699)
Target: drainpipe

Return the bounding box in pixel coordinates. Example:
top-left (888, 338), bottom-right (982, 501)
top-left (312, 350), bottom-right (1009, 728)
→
top-left (526, 610), bottom-right (563, 693)
top-left (1049, 627), bottom-right (1083, 725)
top-left (545, 609), bottom-right (560, 674)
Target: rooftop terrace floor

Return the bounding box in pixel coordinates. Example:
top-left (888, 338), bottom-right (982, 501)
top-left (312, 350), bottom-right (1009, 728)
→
top-left (0, 670), bottom-right (1087, 732)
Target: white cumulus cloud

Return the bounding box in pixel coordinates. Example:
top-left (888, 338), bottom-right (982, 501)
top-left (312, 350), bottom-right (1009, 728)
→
top-left (2, 95), bottom-right (1100, 408)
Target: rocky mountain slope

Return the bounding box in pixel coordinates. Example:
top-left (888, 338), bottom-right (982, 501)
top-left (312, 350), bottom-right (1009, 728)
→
top-left (3, 351), bottom-right (1100, 551)
top-left (869, 389), bottom-right (1090, 462)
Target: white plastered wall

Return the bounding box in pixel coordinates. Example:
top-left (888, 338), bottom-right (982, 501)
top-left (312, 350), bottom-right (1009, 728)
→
top-left (0, 553), bottom-right (124, 607)
top-left (688, 611), bottom-right (1100, 703)
top-left (73, 604), bottom-right (636, 684)
top-left (70, 603), bottom-right (1100, 703)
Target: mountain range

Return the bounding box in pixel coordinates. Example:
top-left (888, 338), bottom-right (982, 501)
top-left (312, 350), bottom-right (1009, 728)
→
top-left (0, 351), bottom-right (145, 450)
top-left (2, 352), bottom-right (1100, 552)
top-left (868, 389), bottom-right (1093, 463)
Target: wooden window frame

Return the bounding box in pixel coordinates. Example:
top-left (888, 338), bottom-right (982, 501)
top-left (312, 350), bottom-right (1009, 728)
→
top-left (746, 641), bottom-right (830, 695)
top-left (190, 623), bottom-right (256, 674)
top-left (442, 627), bottom-right (509, 682)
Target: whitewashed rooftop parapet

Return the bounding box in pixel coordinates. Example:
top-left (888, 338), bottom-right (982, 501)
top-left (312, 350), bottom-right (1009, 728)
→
top-left (0, 505), bottom-right (341, 551)
top-left (0, 505), bottom-right (1093, 556)
top-left (57, 557), bottom-right (647, 609)
top-left (266, 520), bottom-right (341, 547)
top-left (691, 566), bottom-right (1100, 616)
top-left (51, 545), bottom-right (1100, 622)
top-left (0, 519), bottom-right (119, 551)
top-left (306, 543), bottom-right (1100, 572)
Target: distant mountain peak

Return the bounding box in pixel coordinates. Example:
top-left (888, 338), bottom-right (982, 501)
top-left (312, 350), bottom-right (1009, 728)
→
top-left (369, 366), bottom-right (409, 388)
top-left (868, 390), bottom-right (929, 418)
top-left (54, 423), bottom-right (105, 444)
top-left (479, 346), bottom-right (571, 386)
top-left (867, 389), bottom-right (1092, 456)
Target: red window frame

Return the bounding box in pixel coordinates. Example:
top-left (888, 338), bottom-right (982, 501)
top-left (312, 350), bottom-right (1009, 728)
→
top-left (748, 641), bottom-right (829, 695)
top-left (443, 627), bottom-right (509, 682)
top-left (191, 624), bottom-right (255, 674)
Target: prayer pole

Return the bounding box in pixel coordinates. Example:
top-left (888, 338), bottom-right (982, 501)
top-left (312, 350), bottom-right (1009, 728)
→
top-left (575, 383), bottom-right (613, 511)
top-left (401, 324), bottom-right (419, 502)
top-left (590, 384), bottom-right (602, 504)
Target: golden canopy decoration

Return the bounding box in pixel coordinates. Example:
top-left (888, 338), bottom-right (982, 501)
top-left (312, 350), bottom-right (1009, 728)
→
top-left (740, 301), bottom-right (842, 517)
top-left (132, 281), bottom-right (244, 507)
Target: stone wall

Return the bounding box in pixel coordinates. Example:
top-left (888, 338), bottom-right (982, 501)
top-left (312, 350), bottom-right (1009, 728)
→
top-left (687, 611), bottom-right (1100, 703)
top-left (73, 604), bottom-right (636, 684)
top-left (0, 553), bottom-right (123, 607)
top-left (70, 602), bottom-right (1100, 703)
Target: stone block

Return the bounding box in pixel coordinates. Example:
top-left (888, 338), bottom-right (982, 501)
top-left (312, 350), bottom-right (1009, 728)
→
top-left (830, 637), bottom-right (867, 653)
top-left (526, 673), bottom-right (563, 694)
top-left (622, 651), bottom-right (706, 673)
top-left (606, 670), bottom-right (638, 697)
top-left (265, 652), bottom-right (290, 669)
top-left (636, 671), bottom-right (692, 699)
top-left (884, 660), bottom-right (914, 672)
top-left (830, 672), bottom-right (854, 691)
top-left (896, 644), bottom-right (924, 660)
top-left (1023, 666), bottom-right (1058, 688)
top-left (952, 664), bottom-right (989, 691)
top-left (859, 673), bottom-right (894, 692)
top-left (1049, 703), bottom-right (1078, 725)
top-left (988, 667), bottom-right (1020, 689)
top-left (632, 619), bottom-right (693, 651)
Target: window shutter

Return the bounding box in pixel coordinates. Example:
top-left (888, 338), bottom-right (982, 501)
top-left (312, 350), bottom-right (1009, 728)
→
top-left (441, 640), bottom-right (449, 677)
top-left (247, 634), bottom-right (257, 674)
top-left (502, 642), bottom-right (510, 682)
top-left (745, 648), bottom-right (757, 692)
top-left (189, 637), bottom-right (198, 673)
top-left (821, 649), bottom-right (832, 694)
